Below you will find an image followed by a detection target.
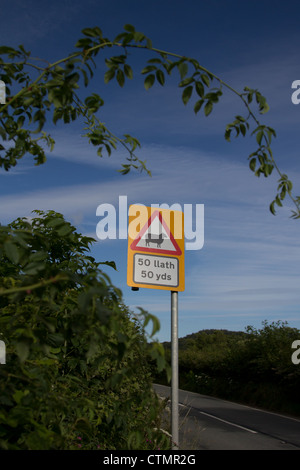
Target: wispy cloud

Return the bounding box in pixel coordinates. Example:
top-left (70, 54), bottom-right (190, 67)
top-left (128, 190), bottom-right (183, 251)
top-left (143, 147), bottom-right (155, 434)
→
top-left (0, 142), bottom-right (280, 219)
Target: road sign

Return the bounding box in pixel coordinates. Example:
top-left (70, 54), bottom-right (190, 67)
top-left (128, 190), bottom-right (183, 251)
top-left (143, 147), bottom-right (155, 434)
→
top-left (127, 205), bottom-right (185, 291)
top-left (127, 204), bottom-right (184, 448)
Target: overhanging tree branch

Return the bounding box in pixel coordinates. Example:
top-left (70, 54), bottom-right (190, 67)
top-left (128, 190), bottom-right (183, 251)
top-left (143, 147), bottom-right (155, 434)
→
top-left (0, 24), bottom-right (299, 217)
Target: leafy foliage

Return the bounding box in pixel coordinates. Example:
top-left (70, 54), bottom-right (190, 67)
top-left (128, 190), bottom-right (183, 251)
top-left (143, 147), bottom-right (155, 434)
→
top-left (0, 25), bottom-right (299, 216)
top-left (157, 322), bottom-right (300, 416)
top-left (0, 211), bottom-right (170, 449)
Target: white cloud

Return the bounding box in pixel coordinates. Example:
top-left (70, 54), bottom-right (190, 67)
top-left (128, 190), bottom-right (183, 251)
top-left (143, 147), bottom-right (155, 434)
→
top-left (1, 139), bottom-right (298, 227)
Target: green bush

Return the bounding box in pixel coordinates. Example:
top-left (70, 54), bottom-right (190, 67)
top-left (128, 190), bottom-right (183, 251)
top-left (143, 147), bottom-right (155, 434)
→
top-left (0, 211), bottom-right (169, 449)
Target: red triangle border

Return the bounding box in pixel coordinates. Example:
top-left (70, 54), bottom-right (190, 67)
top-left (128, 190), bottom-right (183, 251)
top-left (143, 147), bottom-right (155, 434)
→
top-left (130, 210), bottom-right (182, 256)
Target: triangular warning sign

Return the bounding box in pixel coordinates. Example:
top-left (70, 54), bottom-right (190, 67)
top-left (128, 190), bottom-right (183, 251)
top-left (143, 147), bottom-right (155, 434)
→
top-left (130, 210), bottom-right (182, 255)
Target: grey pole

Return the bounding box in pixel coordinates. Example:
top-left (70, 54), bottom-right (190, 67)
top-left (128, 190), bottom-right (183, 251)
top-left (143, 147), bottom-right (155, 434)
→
top-left (171, 290), bottom-right (179, 450)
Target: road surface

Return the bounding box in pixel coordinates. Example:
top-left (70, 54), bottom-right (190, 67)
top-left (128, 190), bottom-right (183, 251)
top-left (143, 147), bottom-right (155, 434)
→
top-left (153, 384), bottom-right (300, 450)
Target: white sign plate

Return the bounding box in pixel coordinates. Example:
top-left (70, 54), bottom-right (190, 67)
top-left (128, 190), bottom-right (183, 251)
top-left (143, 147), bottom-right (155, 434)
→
top-left (133, 253), bottom-right (179, 288)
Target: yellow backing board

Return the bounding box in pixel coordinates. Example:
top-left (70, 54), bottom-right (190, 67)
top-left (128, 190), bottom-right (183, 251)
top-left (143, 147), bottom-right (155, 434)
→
top-left (127, 205), bottom-right (185, 291)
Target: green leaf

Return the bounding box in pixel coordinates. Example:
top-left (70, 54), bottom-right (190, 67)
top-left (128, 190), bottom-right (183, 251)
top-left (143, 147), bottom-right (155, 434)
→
top-left (270, 201), bottom-right (276, 215)
top-left (124, 64), bottom-right (133, 79)
top-left (47, 90), bottom-right (63, 108)
top-left (287, 180), bottom-right (293, 192)
top-left (4, 241), bottom-right (20, 264)
top-left (280, 185), bottom-right (286, 200)
top-left (182, 85), bottom-right (193, 105)
top-left (147, 58), bottom-right (162, 64)
top-left (133, 31), bottom-right (145, 43)
top-left (84, 93), bottom-right (104, 112)
top-left (47, 333), bottom-right (65, 348)
top-left (45, 217), bottom-right (65, 229)
top-left (57, 224), bottom-right (74, 237)
top-left (255, 92), bottom-right (270, 114)
top-left (28, 251), bottom-right (47, 264)
top-left (179, 77), bottom-right (194, 87)
top-left (23, 97), bottom-right (35, 107)
top-left (201, 73), bottom-right (210, 87)
top-left (17, 115), bottom-right (25, 129)
top-left (75, 38), bottom-right (93, 49)
top-left (141, 65), bottom-right (157, 75)
top-left (178, 62), bottom-right (188, 80)
top-left (124, 24), bottom-right (135, 33)
top-left (256, 129), bottom-right (264, 145)
top-left (204, 100), bottom-right (213, 116)
top-left (146, 38), bottom-right (153, 49)
top-left (156, 69), bottom-right (165, 86)
top-left (194, 99), bottom-right (204, 114)
top-left (99, 260), bottom-right (117, 270)
top-left (249, 158), bottom-right (256, 172)
top-left (23, 261), bottom-right (46, 275)
top-left (15, 342), bottom-right (30, 362)
top-left (0, 46), bottom-right (18, 55)
top-left (116, 69), bottom-right (125, 87)
top-left (239, 123), bottom-right (246, 136)
top-left (195, 81), bottom-right (205, 98)
top-left (224, 128), bottom-right (232, 142)
top-left (82, 27), bottom-right (102, 38)
top-left (13, 389), bottom-right (30, 404)
top-left (144, 74), bottom-right (155, 90)
top-left (104, 68), bottom-right (116, 84)
top-left (261, 102), bottom-right (270, 114)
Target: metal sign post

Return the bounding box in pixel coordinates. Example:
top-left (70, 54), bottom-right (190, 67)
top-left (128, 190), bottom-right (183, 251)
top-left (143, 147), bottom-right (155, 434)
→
top-left (171, 290), bottom-right (179, 450)
top-left (127, 205), bottom-right (184, 449)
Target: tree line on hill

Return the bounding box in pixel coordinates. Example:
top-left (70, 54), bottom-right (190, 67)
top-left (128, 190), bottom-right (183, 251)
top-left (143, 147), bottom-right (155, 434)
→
top-left (153, 323), bottom-right (300, 416)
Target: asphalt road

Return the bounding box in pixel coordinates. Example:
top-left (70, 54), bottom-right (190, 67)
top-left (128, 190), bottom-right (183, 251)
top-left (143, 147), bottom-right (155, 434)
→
top-left (153, 384), bottom-right (300, 450)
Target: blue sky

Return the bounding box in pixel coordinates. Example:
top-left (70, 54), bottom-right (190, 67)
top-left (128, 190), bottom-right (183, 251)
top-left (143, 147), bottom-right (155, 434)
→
top-left (1, 0), bottom-right (300, 342)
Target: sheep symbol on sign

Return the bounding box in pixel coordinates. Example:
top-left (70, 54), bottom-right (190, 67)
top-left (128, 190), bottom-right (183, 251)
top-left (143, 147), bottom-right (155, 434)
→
top-left (146, 233), bottom-right (166, 248)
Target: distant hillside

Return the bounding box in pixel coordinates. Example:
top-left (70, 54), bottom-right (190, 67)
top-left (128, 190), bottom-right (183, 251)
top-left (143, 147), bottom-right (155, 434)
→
top-left (161, 329), bottom-right (247, 350)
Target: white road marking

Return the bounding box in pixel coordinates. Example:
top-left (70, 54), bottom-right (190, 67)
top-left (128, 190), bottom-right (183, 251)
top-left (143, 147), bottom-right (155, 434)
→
top-left (199, 411), bottom-right (258, 434)
top-left (178, 400), bottom-right (257, 433)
